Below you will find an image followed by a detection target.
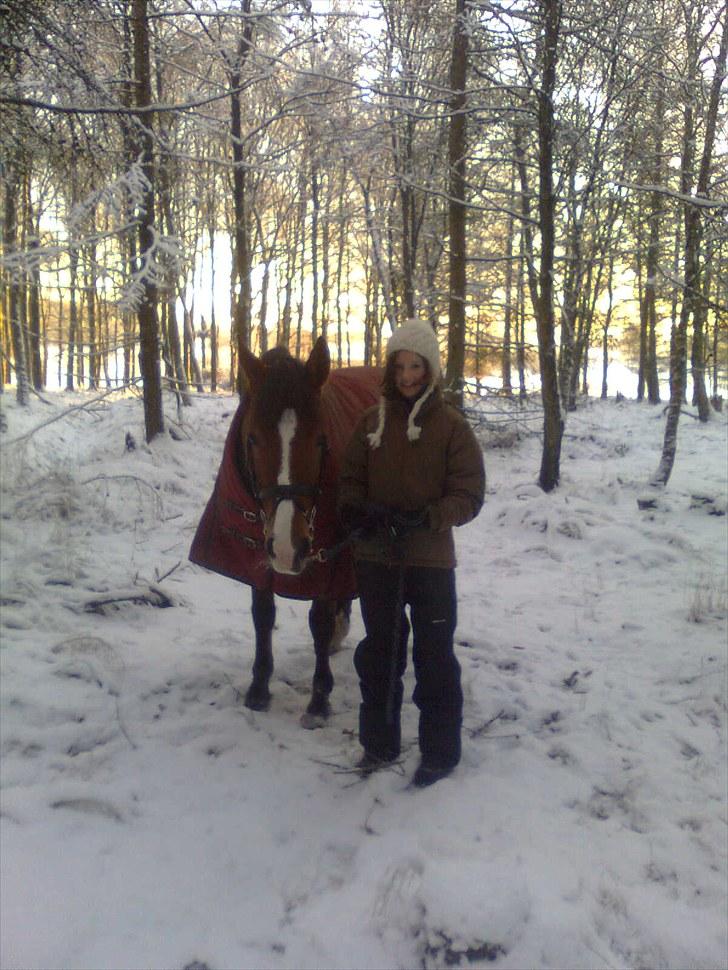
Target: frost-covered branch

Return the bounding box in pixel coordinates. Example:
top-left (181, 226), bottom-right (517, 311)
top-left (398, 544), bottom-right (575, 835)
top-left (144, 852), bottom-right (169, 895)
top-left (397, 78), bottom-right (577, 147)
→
top-left (119, 226), bottom-right (183, 313)
top-left (1, 163), bottom-right (148, 279)
top-left (616, 181), bottom-right (728, 210)
top-left (1, 161), bottom-right (181, 315)
top-left (3, 382), bottom-right (144, 448)
top-left (67, 161), bottom-right (151, 235)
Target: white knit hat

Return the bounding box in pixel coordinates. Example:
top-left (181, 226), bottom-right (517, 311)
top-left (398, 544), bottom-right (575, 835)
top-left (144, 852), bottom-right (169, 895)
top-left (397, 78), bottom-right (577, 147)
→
top-left (386, 318), bottom-right (442, 379)
top-left (367, 319), bottom-right (442, 449)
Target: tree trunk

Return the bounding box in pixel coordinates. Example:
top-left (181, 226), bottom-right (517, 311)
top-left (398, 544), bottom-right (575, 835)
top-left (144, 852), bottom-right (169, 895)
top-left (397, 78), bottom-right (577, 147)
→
top-left (281, 244), bottom-right (294, 352)
top-left (230, 0), bottom-right (254, 393)
top-left (84, 222), bottom-right (99, 390)
top-left (321, 174), bottom-right (331, 343)
top-left (66, 247), bottom-right (78, 391)
top-left (132, 0), bottom-right (164, 440)
top-left (502, 162), bottom-right (516, 397)
top-left (183, 306), bottom-right (204, 392)
top-left (558, 153), bottom-right (578, 410)
top-left (359, 176), bottom-right (396, 331)
top-left (535, 0), bottom-right (564, 492)
top-left (691, 231), bottom-right (712, 419)
top-left (258, 257), bottom-right (272, 353)
top-left (4, 171), bottom-right (29, 405)
top-left (668, 214), bottom-right (682, 397)
top-left (1, 277), bottom-right (10, 388)
top-left (1, 272), bottom-right (10, 388)
top-left (643, 82), bottom-right (665, 404)
top-left (445, 0), bottom-right (468, 404)
top-left (578, 256), bottom-right (601, 396)
top-left (396, 116), bottom-right (416, 319)
top-left (335, 172), bottom-right (347, 368)
top-left (166, 292), bottom-right (188, 401)
top-left (311, 165), bottom-right (320, 344)
top-left (691, 303), bottom-right (710, 420)
top-left (25, 175), bottom-right (43, 390)
top-left (517, 233), bottom-right (527, 399)
top-left (652, 10), bottom-right (726, 484)
top-left (710, 240), bottom-right (722, 404)
top-left (56, 265), bottom-right (64, 389)
top-left (601, 254), bottom-right (616, 399)
top-left (209, 222), bottom-right (218, 392)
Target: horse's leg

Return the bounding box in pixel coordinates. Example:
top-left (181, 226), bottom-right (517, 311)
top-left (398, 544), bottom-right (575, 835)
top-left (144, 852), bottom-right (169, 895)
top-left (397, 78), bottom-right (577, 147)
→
top-left (330, 598), bottom-right (352, 652)
top-left (300, 597), bottom-right (337, 729)
top-left (245, 587), bottom-right (275, 711)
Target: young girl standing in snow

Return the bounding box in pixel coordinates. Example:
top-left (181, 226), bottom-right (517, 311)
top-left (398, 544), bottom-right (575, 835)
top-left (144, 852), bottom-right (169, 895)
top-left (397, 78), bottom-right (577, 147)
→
top-left (338, 319), bottom-right (485, 787)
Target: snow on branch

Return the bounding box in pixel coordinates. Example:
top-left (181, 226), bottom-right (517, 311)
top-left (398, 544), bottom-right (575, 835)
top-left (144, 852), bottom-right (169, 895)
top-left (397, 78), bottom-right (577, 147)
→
top-left (68, 161), bottom-right (151, 235)
top-left (616, 181), bottom-right (728, 210)
top-left (1, 163), bottom-right (149, 280)
top-left (1, 160), bottom-right (181, 315)
top-left (119, 226), bottom-right (183, 314)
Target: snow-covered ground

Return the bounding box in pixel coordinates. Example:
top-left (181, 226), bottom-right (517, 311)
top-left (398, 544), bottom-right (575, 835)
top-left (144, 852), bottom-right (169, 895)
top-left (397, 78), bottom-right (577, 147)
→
top-left (1, 386), bottom-right (726, 970)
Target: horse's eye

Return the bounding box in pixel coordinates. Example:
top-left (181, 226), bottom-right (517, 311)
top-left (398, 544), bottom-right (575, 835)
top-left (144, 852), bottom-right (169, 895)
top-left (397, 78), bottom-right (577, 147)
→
top-left (248, 433), bottom-right (258, 447)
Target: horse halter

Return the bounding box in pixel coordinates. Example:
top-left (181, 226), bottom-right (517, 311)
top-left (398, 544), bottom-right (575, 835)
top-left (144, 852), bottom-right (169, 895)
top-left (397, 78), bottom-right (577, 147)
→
top-left (246, 432), bottom-right (328, 529)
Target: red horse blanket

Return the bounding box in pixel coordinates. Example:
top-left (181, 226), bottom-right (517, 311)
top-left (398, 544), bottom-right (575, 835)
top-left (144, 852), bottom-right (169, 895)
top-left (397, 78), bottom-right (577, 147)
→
top-left (189, 366), bottom-right (381, 600)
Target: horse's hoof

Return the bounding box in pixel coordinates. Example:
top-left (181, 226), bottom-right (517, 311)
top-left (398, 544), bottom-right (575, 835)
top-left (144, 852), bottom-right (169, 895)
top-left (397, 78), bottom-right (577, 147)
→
top-left (300, 711), bottom-right (326, 730)
top-left (244, 687), bottom-right (271, 711)
top-left (300, 693), bottom-right (330, 729)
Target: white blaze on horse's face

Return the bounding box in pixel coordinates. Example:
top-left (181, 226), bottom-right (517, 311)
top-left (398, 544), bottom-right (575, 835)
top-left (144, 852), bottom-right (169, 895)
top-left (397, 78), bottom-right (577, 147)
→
top-left (269, 408), bottom-right (299, 574)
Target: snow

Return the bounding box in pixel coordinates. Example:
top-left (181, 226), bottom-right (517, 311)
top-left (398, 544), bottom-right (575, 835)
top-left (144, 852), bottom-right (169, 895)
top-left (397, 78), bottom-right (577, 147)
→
top-left (1, 388), bottom-right (726, 970)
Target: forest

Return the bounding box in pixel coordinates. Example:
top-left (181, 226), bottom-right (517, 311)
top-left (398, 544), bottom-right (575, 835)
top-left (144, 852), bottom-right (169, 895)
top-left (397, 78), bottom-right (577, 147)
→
top-left (2, 6), bottom-right (727, 966)
top-left (1, 0), bottom-right (727, 490)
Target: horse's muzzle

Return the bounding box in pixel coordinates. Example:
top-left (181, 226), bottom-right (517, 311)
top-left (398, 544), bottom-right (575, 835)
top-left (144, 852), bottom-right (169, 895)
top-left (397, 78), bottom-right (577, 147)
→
top-left (266, 533), bottom-right (312, 576)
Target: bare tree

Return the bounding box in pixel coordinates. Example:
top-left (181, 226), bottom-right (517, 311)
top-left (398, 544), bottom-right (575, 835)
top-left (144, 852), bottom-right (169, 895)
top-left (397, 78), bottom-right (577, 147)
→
top-left (230, 0), bottom-right (255, 391)
top-left (132, 0), bottom-right (164, 440)
top-left (534, 0), bottom-right (564, 491)
top-left (445, 0), bottom-right (468, 404)
top-left (652, 4), bottom-right (727, 485)
top-left (3, 156), bottom-right (30, 405)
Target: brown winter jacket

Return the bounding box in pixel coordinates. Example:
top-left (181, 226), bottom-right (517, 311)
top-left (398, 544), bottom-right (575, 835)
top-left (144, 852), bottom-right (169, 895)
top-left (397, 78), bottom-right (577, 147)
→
top-left (338, 387), bottom-right (485, 568)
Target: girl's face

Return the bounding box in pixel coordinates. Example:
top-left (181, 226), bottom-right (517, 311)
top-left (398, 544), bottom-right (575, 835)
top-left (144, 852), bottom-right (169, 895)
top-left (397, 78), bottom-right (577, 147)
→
top-left (394, 350), bottom-right (428, 398)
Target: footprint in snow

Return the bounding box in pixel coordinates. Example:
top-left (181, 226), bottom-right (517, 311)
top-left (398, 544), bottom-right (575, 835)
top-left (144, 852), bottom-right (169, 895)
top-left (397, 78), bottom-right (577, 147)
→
top-left (373, 856), bottom-right (425, 928)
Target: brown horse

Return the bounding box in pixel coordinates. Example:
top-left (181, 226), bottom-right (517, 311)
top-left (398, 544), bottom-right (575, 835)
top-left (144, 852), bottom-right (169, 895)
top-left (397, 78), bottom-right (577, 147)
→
top-left (190, 338), bottom-right (381, 727)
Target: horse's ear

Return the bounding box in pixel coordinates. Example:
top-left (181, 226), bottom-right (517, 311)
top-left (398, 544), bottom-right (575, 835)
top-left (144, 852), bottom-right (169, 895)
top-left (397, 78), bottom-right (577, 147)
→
top-left (306, 336), bottom-right (330, 390)
top-left (240, 345), bottom-right (266, 392)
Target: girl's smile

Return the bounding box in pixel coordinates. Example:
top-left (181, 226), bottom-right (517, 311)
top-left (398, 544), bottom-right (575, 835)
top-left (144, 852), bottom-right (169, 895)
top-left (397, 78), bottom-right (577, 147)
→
top-left (394, 350), bottom-right (428, 399)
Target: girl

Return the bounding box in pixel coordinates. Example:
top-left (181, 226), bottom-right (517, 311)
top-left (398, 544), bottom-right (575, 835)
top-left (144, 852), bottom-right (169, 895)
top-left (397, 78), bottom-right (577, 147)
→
top-left (339, 319), bottom-right (485, 787)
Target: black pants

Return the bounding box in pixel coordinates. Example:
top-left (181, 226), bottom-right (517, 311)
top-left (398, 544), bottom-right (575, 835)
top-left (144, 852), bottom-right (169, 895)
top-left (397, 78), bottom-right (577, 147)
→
top-left (354, 560), bottom-right (463, 768)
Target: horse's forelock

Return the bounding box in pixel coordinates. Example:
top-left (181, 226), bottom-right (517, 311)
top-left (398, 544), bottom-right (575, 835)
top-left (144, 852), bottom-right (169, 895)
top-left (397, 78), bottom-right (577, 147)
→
top-left (254, 353), bottom-right (318, 429)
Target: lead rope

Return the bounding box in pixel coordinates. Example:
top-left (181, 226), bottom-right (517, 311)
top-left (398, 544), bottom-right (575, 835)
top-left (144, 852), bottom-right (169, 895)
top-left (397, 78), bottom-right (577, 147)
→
top-left (385, 539), bottom-right (406, 727)
top-left (309, 525), bottom-right (365, 564)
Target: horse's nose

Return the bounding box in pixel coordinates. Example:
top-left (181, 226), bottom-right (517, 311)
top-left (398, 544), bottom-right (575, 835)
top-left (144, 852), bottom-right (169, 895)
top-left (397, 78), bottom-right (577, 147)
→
top-left (265, 503), bottom-right (309, 575)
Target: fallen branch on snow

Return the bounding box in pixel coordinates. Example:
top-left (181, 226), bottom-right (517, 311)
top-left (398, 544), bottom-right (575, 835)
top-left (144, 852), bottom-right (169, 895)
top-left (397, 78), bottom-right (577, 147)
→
top-left (83, 584), bottom-right (176, 614)
top-left (4, 381), bottom-right (143, 446)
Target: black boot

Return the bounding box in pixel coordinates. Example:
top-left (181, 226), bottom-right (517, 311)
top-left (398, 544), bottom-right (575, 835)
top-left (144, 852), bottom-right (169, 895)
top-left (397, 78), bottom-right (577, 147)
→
top-left (357, 750), bottom-right (398, 777)
top-left (412, 761), bottom-right (454, 787)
